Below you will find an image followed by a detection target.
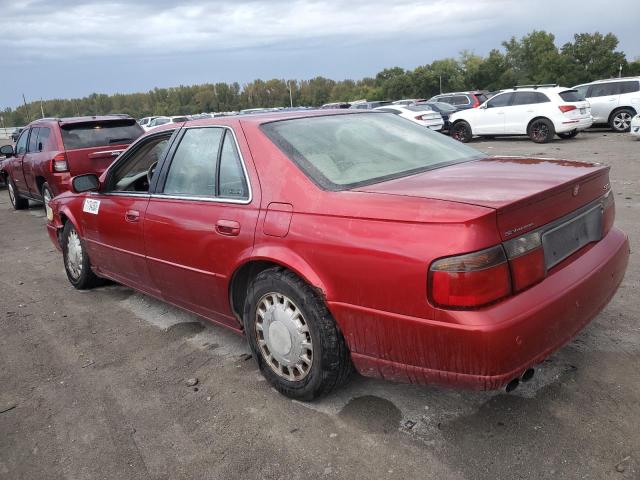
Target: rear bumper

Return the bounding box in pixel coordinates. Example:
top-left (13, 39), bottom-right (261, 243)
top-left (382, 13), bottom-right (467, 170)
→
top-left (331, 227), bottom-right (629, 390)
top-left (556, 116), bottom-right (593, 133)
top-left (47, 223), bottom-right (62, 252)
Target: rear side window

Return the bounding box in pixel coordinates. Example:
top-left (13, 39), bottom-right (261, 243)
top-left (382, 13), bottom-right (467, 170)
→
top-left (450, 95), bottom-right (470, 106)
top-left (28, 128), bottom-right (40, 152)
top-left (512, 92), bottom-right (550, 105)
top-left (164, 128), bottom-right (224, 197)
top-left (487, 93), bottom-right (513, 108)
top-left (37, 127), bottom-right (53, 151)
top-left (61, 120), bottom-right (143, 150)
top-left (588, 82), bottom-right (619, 97)
top-left (620, 81), bottom-right (640, 94)
top-left (559, 90), bottom-right (583, 102)
top-left (218, 131), bottom-right (249, 199)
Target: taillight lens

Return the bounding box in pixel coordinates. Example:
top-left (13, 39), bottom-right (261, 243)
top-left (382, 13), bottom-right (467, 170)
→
top-left (50, 153), bottom-right (69, 173)
top-left (602, 189), bottom-right (615, 235)
top-left (503, 232), bottom-right (546, 292)
top-left (414, 115), bottom-right (424, 120)
top-left (429, 246), bottom-right (511, 309)
top-left (559, 105), bottom-right (577, 113)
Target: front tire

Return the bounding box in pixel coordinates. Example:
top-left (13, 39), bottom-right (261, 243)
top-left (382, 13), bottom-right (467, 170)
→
top-left (528, 118), bottom-right (555, 143)
top-left (557, 129), bottom-right (579, 139)
top-left (61, 221), bottom-right (101, 290)
top-left (451, 121), bottom-right (473, 143)
top-left (7, 177), bottom-right (29, 210)
top-left (244, 267), bottom-right (352, 400)
top-left (609, 108), bottom-right (635, 132)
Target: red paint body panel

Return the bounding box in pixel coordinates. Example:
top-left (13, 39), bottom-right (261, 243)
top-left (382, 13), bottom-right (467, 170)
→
top-left (46, 111), bottom-right (629, 391)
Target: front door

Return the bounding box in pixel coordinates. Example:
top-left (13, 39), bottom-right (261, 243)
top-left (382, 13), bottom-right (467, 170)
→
top-left (475, 92), bottom-right (513, 134)
top-left (144, 124), bottom-right (260, 327)
top-left (10, 129), bottom-right (30, 193)
top-left (80, 131), bottom-right (174, 293)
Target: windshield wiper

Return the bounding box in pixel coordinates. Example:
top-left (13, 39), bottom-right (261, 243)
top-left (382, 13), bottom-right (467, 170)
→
top-left (108, 137), bottom-right (133, 144)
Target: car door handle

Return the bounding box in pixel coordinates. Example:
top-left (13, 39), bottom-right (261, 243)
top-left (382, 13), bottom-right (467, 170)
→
top-left (215, 219), bottom-right (240, 236)
top-left (125, 210), bottom-right (140, 222)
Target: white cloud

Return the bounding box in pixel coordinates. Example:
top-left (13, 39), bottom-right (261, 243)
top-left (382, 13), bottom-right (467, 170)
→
top-left (0, 0), bottom-right (509, 58)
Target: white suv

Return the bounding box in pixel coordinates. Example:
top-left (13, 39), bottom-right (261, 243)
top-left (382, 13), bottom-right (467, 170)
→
top-left (449, 85), bottom-right (593, 143)
top-left (573, 77), bottom-right (640, 132)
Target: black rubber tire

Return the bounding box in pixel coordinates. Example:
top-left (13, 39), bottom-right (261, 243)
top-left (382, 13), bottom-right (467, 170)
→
top-left (7, 176), bottom-right (29, 210)
top-left (244, 267), bottom-right (353, 400)
top-left (609, 108), bottom-right (635, 132)
top-left (61, 221), bottom-right (101, 290)
top-left (451, 121), bottom-right (472, 143)
top-left (557, 129), bottom-right (579, 139)
top-left (528, 118), bottom-right (555, 143)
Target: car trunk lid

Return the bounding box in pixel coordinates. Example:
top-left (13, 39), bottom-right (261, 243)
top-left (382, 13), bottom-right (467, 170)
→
top-left (354, 156), bottom-right (610, 240)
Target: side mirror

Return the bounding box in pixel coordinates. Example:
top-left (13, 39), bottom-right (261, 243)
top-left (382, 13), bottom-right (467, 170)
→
top-left (0, 145), bottom-right (14, 157)
top-left (72, 174), bottom-right (100, 193)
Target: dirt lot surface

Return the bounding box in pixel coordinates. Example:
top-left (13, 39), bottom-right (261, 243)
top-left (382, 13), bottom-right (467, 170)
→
top-left (1, 130), bottom-right (639, 480)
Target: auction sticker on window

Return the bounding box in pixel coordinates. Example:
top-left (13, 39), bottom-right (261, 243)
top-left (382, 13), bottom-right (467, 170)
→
top-left (83, 198), bottom-right (100, 215)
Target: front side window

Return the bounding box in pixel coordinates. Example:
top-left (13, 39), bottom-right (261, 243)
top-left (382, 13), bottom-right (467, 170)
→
top-left (15, 129), bottom-right (29, 155)
top-left (620, 81), bottom-right (640, 94)
top-left (109, 133), bottom-right (171, 192)
top-left (28, 128), bottom-right (40, 152)
top-left (163, 128), bottom-right (224, 196)
top-left (261, 113), bottom-right (485, 190)
top-left (487, 93), bottom-right (513, 108)
top-left (574, 85), bottom-right (589, 99)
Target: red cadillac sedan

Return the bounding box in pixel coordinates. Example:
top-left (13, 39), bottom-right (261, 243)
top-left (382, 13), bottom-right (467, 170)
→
top-left (46, 110), bottom-right (629, 400)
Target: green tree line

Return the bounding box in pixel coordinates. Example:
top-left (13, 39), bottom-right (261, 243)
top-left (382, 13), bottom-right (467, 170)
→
top-left (2, 31), bottom-right (639, 127)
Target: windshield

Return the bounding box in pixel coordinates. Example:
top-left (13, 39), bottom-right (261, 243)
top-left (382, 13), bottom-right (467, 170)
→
top-left (61, 120), bottom-right (143, 150)
top-left (261, 112), bottom-right (485, 190)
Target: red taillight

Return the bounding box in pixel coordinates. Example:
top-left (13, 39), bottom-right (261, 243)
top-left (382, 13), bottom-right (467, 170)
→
top-left (602, 189), bottom-right (615, 235)
top-left (429, 246), bottom-right (512, 309)
top-left (50, 153), bottom-right (69, 173)
top-left (471, 96), bottom-right (480, 108)
top-left (559, 105), bottom-right (577, 113)
top-left (415, 115), bottom-right (424, 120)
top-left (503, 231), bottom-right (546, 292)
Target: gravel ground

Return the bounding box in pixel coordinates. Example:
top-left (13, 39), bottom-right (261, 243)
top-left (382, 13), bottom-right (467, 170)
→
top-left (1, 129), bottom-right (638, 480)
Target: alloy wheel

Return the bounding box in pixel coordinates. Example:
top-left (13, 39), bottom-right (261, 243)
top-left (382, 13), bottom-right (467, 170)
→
top-left (613, 112), bottom-right (632, 131)
top-left (8, 182), bottom-right (15, 206)
top-left (532, 123), bottom-right (549, 142)
top-left (255, 292), bottom-right (313, 381)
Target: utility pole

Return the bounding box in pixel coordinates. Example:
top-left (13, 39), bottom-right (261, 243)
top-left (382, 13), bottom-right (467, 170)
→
top-left (40, 98), bottom-right (45, 118)
top-left (287, 80), bottom-right (293, 108)
top-left (22, 94), bottom-right (32, 122)
top-left (439, 75), bottom-right (443, 94)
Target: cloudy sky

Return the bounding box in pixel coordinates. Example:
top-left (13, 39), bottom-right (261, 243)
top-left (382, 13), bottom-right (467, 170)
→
top-left (1, 0), bottom-right (639, 108)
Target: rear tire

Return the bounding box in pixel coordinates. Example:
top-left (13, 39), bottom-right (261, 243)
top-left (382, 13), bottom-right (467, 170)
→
top-left (244, 267), bottom-right (353, 400)
top-left (609, 108), bottom-right (634, 132)
top-left (61, 221), bottom-right (101, 290)
top-left (7, 177), bottom-right (29, 210)
top-left (41, 183), bottom-right (53, 219)
top-left (528, 118), bottom-right (555, 143)
top-left (557, 129), bottom-right (579, 139)
top-left (451, 121), bottom-right (473, 143)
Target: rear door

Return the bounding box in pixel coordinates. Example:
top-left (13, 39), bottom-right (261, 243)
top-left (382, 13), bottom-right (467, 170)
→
top-left (505, 91), bottom-right (550, 134)
top-left (586, 82), bottom-right (620, 123)
top-left (60, 119), bottom-right (143, 177)
top-left (144, 123), bottom-right (260, 327)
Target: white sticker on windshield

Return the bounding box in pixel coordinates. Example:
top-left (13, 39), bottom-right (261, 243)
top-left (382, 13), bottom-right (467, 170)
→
top-left (83, 198), bottom-right (100, 215)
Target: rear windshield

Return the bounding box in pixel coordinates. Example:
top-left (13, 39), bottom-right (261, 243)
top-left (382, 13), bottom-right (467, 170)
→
top-left (61, 120), bottom-right (143, 150)
top-left (427, 102), bottom-right (457, 112)
top-left (261, 113), bottom-right (485, 190)
top-left (405, 105), bottom-right (434, 112)
top-left (559, 90), bottom-right (584, 102)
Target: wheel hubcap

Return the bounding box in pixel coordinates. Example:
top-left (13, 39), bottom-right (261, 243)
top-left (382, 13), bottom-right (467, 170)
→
top-left (614, 112), bottom-right (631, 131)
top-left (8, 183), bottom-right (15, 205)
top-left (255, 292), bottom-right (313, 381)
top-left (66, 229), bottom-right (83, 280)
top-left (43, 188), bottom-right (52, 219)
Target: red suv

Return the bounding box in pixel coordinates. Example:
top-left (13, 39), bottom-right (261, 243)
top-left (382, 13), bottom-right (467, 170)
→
top-left (0, 116), bottom-right (143, 212)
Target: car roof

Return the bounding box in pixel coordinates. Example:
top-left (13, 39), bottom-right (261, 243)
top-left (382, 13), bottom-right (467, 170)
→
top-left (28, 115), bottom-right (134, 127)
top-left (578, 76), bottom-right (640, 86)
top-left (185, 109), bottom-right (366, 128)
